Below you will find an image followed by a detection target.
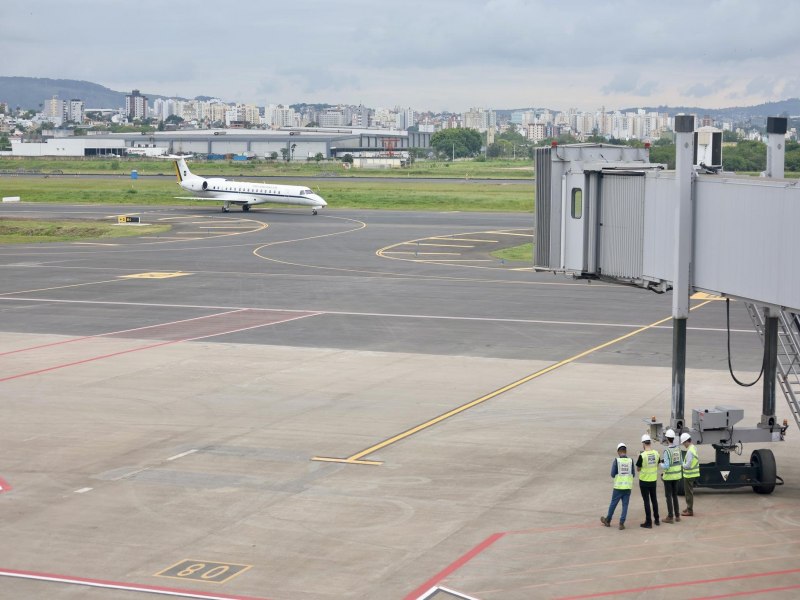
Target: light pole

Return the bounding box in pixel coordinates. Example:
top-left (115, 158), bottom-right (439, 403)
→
top-left (452, 142), bottom-right (455, 162)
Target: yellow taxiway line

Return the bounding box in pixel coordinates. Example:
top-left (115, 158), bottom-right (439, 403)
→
top-left (312, 300), bottom-right (713, 466)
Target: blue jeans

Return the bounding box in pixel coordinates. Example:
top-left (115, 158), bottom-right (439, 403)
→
top-left (606, 488), bottom-right (631, 524)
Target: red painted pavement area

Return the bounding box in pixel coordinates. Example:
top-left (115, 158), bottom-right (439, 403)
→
top-left (0, 567), bottom-right (271, 600)
top-left (0, 311), bottom-right (319, 383)
top-left (403, 532), bottom-right (507, 600)
top-left (403, 512), bottom-right (798, 600)
top-left (0, 477), bottom-right (11, 493)
top-left (553, 567), bottom-right (800, 599)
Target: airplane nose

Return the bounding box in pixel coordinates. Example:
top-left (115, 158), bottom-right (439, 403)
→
top-left (317, 196), bottom-right (327, 207)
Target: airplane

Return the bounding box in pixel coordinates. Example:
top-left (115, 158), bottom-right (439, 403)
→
top-left (173, 158), bottom-right (327, 214)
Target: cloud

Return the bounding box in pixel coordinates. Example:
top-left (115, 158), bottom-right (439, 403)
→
top-left (2, 0), bottom-right (800, 111)
top-left (601, 74), bottom-right (659, 97)
top-left (745, 75), bottom-right (780, 97)
top-left (683, 78), bottom-right (730, 98)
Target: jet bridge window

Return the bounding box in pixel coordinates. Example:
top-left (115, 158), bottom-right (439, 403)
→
top-left (571, 188), bottom-right (583, 219)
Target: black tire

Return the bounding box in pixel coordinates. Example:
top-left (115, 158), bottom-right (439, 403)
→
top-left (242, 205), bottom-right (250, 212)
top-left (751, 448), bottom-right (777, 494)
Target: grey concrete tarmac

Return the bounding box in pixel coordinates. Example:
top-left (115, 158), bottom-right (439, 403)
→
top-left (0, 202), bottom-right (797, 600)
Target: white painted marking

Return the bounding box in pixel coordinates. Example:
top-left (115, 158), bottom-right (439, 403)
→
top-left (74, 487), bottom-right (93, 494)
top-left (70, 242), bottom-right (119, 247)
top-left (420, 259), bottom-right (494, 263)
top-left (167, 449), bottom-right (198, 461)
top-left (402, 243), bottom-right (475, 248)
top-left (485, 231), bottom-right (533, 237)
top-left (113, 466), bottom-right (152, 481)
top-left (432, 237), bottom-right (499, 243)
top-left (0, 297), bottom-right (754, 332)
top-left (382, 251), bottom-right (461, 256)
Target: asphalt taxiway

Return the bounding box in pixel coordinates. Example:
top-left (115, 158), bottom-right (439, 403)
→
top-left (1, 203), bottom-right (798, 600)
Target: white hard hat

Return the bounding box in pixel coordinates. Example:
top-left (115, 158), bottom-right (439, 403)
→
top-left (641, 434), bottom-right (651, 443)
top-left (617, 442), bottom-right (627, 450)
top-left (680, 432), bottom-right (692, 443)
top-left (665, 429), bottom-right (676, 439)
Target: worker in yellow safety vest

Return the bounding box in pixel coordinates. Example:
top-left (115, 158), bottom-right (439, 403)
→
top-left (637, 434), bottom-right (661, 528)
top-left (660, 429), bottom-right (682, 523)
top-left (601, 442), bottom-right (634, 530)
top-left (681, 432), bottom-right (700, 516)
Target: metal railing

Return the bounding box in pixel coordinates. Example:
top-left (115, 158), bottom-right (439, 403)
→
top-left (746, 303), bottom-right (800, 429)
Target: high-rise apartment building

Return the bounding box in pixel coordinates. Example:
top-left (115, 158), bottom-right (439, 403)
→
top-left (318, 109), bottom-right (346, 128)
top-left (67, 99), bottom-right (84, 123)
top-left (463, 107), bottom-right (495, 132)
top-left (125, 90), bottom-right (148, 121)
top-left (395, 107), bottom-right (414, 130)
top-left (44, 96), bottom-right (64, 125)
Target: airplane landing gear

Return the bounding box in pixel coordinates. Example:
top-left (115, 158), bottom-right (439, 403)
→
top-left (312, 209), bottom-right (318, 215)
top-left (222, 202), bottom-right (231, 213)
top-left (242, 204), bottom-right (250, 212)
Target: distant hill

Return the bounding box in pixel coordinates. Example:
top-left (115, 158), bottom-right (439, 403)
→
top-left (500, 99), bottom-right (800, 124)
top-left (619, 98), bottom-right (800, 121)
top-left (0, 77), bottom-right (175, 110)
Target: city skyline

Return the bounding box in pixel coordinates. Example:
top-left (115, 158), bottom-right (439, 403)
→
top-left (3, 0), bottom-right (799, 112)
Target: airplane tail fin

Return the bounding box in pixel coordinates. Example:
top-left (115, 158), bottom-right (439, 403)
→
top-left (174, 158), bottom-right (192, 182)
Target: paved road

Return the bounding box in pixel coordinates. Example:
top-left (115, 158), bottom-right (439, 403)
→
top-left (0, 203), bottom-right (794, 600)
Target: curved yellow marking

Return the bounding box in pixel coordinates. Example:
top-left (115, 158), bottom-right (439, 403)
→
top-left (315, 300), bottom-right (714, 465)
top-left (376, 227), bottom-right (533, 271)
top-left (252, 222), bottom-right (612, 288)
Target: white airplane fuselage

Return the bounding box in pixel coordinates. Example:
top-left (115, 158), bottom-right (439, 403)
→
top-left (174, 158), bottom-right (327, 214)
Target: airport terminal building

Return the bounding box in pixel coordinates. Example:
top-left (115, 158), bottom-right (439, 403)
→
top-left (9, 129), bottom-right (432, 162)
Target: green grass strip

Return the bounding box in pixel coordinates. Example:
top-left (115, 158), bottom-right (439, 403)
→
top-left (0, 219), bottom-right (171, 244)
top-left (491, 242), bottom-right (533, 262)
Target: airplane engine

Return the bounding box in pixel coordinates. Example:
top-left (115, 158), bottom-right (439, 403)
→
top-left (185, 178), bottom-right (208, 192)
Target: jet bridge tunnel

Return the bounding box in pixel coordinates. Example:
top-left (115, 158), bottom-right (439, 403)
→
top-left (534, 117), bottom-right (800, 494)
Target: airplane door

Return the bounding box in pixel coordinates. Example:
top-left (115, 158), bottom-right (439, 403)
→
top-left (561, 171), bottom-right (587, 272)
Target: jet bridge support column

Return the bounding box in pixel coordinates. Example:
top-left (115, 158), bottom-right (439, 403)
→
top-left (765, 117), bottom-right (787, 179)
top-left (670, 115), bottom-right (695, 432)
top-left (762, 309), bottom-right (779, 428)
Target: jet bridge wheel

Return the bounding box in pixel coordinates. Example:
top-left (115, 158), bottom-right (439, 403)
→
top-left (751, 449), bottom-right (777, 494)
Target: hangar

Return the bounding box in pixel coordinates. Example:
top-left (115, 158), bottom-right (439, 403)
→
top-left (9, 129), bottom-right (431, 160)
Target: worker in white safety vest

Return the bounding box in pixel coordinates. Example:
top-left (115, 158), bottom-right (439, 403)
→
top-left (601, 442), bottom-right (634, 531)
top-left (637, 434), bottom-right (661, 528)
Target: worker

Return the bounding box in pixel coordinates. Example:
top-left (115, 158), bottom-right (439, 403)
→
top-left (601, 442), bottom-right (634, 530)
top-left (681, 432), bottom-right (700, 516)
top-left (636, 434), bottom-right (660, 528)
top-left (660, 429), bottom-right (682, 523)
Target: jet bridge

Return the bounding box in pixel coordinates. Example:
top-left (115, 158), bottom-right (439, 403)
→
top-left (535, 117), bottom-right (799, 493)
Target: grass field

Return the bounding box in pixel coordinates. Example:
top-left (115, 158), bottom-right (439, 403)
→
top-left (0, 177), bottom-right (535, 212)
top-left (0, 218), bottom-right (171, 244)
top-left (0, 157), bottom-right (534, 179)
top-left (491, 242), bottom-right (533, 262)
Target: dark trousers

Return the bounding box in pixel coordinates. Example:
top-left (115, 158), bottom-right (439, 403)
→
top-left (640, 482), bottom-right (660, 524)
top-left (663, 479), bottom-right (680, 517)
top-left (606, 488), bottom-right (631, 524)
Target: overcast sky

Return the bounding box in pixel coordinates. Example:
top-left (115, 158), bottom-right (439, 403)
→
top-left (3, 0), bottom-right (799, 112)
